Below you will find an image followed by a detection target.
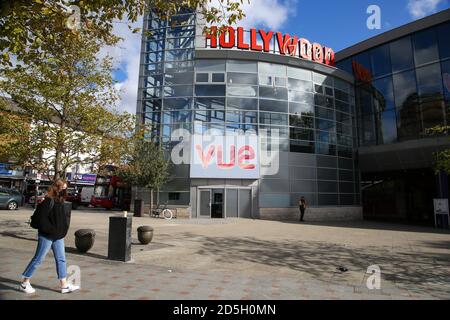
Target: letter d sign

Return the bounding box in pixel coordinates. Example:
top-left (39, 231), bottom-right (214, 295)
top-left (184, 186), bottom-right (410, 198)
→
top-left (366, 265), bottom-right (381, 290)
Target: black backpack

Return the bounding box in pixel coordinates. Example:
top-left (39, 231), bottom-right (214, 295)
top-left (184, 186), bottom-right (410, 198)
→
top-left (30, 198), bottom-right (54, 229)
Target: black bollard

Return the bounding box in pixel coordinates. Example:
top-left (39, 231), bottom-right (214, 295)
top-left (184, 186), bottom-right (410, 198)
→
top-left (108, 216), bottom-right (132, 262)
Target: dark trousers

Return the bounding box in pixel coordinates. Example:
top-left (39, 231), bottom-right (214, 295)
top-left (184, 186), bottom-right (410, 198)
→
top-left (299, 207), bottom-right (305, 221)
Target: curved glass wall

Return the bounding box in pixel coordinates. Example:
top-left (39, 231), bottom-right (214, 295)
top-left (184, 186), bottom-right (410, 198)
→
top-left (139, 9), bottom-right (360, 208)
top-left (337, 21), bottom-right (450, 146)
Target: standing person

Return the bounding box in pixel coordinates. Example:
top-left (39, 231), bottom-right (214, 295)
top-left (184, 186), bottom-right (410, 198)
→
top-left (20, 179), bottom-right (79, 294)
top-left (298, 196), bottom-right (307, 222)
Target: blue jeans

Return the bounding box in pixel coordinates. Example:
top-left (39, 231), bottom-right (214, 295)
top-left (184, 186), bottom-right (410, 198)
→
top-left (22, 233), bottom-right (67, 280)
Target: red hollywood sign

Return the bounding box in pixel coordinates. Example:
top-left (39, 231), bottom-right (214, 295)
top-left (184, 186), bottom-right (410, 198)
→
top-left (205, 26), bottom-right (335, 66)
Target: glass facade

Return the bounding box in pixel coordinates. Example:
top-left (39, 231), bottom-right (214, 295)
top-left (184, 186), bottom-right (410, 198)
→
top-left (337, 21), bottom-right (450, 146)
top-left (138, 9), bottom-right (360, 210)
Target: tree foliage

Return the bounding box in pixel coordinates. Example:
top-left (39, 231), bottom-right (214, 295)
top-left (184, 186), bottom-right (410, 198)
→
top-left (0, 0), bottom-right (248, 66)
top-left (0, 20), bottom-right (134, 180)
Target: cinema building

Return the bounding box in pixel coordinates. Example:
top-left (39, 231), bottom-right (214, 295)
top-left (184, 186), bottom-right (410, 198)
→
top-left (135, 7), bottom-right (450, 224)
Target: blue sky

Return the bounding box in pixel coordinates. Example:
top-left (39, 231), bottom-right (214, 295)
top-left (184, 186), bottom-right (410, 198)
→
top-left (247, 0), bottom-right (450, 52)
top-left (109, 0), bottom-right (450, 113)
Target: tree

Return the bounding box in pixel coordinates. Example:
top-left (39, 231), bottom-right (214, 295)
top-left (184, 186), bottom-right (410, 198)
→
top-left (0, 21), bottom-right (135, 180)
top-left (426, 125), bottom-right (450, 174)
top-left (0, 0), bottom-right (248, 66)
top-left (117, 136), bottom-right (170, 213)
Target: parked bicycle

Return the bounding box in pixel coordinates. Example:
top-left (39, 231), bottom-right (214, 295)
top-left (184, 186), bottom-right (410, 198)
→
top-left (151, 202), bottom-right (175, 220)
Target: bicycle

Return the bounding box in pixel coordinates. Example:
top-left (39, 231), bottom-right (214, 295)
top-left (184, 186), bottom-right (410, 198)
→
top-left (151, 202), bottom-right (174, 220)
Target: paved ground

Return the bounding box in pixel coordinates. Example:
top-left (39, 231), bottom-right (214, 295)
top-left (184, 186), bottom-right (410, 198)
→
top-left (0, 207), bottom-right (449, 300)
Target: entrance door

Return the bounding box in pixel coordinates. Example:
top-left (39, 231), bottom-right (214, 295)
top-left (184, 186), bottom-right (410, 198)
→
top-left (199, 190), bottom-right (211, 217)
top-left (211, 189), bottom-right (224, 218)
top-left (239, 189), bottom-right (252, 218)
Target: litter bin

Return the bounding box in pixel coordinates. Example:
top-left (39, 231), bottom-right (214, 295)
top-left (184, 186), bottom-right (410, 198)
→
top-left (108, 216), bottom-right (132, 262)
top-left (134, 199), bottom-right (144, 217)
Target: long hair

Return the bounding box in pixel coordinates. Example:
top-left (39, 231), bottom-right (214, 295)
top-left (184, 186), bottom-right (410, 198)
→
top-left (46, 179), bottom-right (67, 203)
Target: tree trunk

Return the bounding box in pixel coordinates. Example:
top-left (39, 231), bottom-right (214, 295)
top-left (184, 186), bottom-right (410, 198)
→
top-left (150, 188), bottom-right (154, 216)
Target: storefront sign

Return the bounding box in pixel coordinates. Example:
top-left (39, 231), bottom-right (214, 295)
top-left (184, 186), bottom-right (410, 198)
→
top-left (66, 173), bottom-right (97, 185)
top-left (0, 163), bottom-right (13, 176)
top-left (190, 134), bottom-right (260, 179)
top-left (205, 26), bottom-right (335, 66)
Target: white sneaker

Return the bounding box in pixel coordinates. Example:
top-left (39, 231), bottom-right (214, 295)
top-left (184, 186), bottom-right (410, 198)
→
top-left (61, 283), bottom-right (80, 294)
top-left (20, 282), bottom-right (36, 294)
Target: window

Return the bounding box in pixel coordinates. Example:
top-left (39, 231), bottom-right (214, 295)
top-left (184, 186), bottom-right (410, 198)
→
top-left (194, 110), bottom-right (225, 123)
top-left (416, 63), bottom-right (443, 100)
top-left (259, 87), bottom-right (288, 100)
top-left (212, 73), bottom-right (225, 83)
top-left (259, 75), bottom-right (273, 86)
top-left (164, 85), bottom-right (193, 97)
top-left (290, 102), bottom-right (314, 116)
top-left (373, 76), bottom-right (395, 111)
top-left (227, 60), bottom-right (257, 73)
top-left (169, 192), bottom-right (180, 201)
top-left (227, 98), bottom-right (258, 110)
top-left (392, 70), bottom-right (418, 109)
top-left (288, 78), bottom-right (313, 92)
top-left (259, 99), bottom-right (288, 113)
top-left (196, 73), bottom-right (209, 83)
top-left (164, 98), bottom-right (193, 110)
top-left (290, 141), bottom-right (315, 154)
top-left (390, 36), bottom-right (414, 72)
top-left (195, 98), bottom-right (225, 110)
top-left (289, 115), bottom-right (314, 128)
top-left (226, 111), bottom-right (258, 124)
top-left (290, 128), bottom-right (314, 141)
top-left (260, 112), bottom-right (288, 126)
top-left (196, 59), bottom-right (226, 72)
top-left (258, 62), bottom-right (286, 76)
top-left (275, 77), bottom-right (287, 87)
top-left (228, 72), bottom-right (258, 85)
top-left (378, 110), bottom-right (398, 144)
top-left (165, 72), bottom-right (193, 85)
top-left (413, 28), bottom-right (439, 66)
top-left (227, 85), bottom-right (258, 97)
top-left (289, 91), bottom-right (314, 104)
top-left (195, 85), bottom-right (226, 97)
top-left (437, 22), bottom-right (450, 59)
top-left (370, 44), bottom-right (392, 77)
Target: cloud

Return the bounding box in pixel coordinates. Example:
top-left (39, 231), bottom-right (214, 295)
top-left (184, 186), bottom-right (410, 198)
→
top-left (99, 17), bottom-right (143, 115)
top-left (407, 0), bottom-right (445, 19)
top-left (239, 0), bottom-right (298, 29)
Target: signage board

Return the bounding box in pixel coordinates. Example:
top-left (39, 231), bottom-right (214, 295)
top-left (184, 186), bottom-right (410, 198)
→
top-left (205, 26), bottom-right (335, 66)
top-left (433, 198), bottom-right (450, 229)
top-left (66, 173), bottom-right (97, 186)
top-left (190, 134), bottom-right (260, 179)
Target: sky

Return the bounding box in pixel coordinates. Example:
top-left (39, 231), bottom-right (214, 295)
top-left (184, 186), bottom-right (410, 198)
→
top-left (107, 0), bottom-right (450, 114)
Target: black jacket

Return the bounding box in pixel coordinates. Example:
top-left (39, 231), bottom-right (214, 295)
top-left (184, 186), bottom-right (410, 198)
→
top-left (38, 197), bottom-right (70, 240)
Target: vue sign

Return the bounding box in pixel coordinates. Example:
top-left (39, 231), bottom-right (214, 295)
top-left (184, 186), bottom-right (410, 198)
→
top-left (190, 134), bottom-right (260, 179)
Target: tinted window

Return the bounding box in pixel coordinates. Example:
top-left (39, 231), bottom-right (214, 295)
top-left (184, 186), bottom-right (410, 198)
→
top-left (227, 85), bottom-right (258, 97)
top-left (259, 99), bottom-right (288, 113)
top-left (392, 70), bottom-right (418, 109)
top-left (370, 44), bottom-right (392, 77)
top-left (442, 60), bottom-right (450, 101)
top-left (227, 98), bottom-right (258, 110)
top-left (373, 76), bottom-right (395, 111)
top-left (390, 36), bottom-right (414, 72)
top-left (196, 60), bottom-right (226, 72)
top-left (416, 63), bottom-right (443, 99)
top-left (259, 87), bottom-right (288, 100)
top-left (378, 109), bottom-right (397, 144)
top-left (164, 98), bottom-right (193, 110)
top-left (227, 60), bottom-right (257, 73)
top-left (195, 85), bottom-right (226, 97)
top-left (413, 28), bottom-right (439, 66)
top-left (194, 98), bottom-right (225, 109)
top-left (437, 22), bottom-right (450, 59)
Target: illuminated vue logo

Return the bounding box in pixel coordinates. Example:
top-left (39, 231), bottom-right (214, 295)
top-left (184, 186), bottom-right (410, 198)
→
top-left (171, 127), bottom-right (280, 179)
top-left (205, 26), bottom-right (335, 66)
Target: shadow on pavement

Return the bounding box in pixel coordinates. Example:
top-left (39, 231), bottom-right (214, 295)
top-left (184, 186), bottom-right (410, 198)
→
top-left (174, 232), bottom-right (450, 297)
top-left (0, 276), bottom-right (58, 294)
top-left (278, 220), bottom-right (450, 235)
top-left (0, 231), bottom-right (37, 242)
top-left (64, 247), bottom-right (108, 260)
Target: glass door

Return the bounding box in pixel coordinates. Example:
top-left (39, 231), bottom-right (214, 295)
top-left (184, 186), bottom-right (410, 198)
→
top-left (199, 190), bottom-right (211, 218)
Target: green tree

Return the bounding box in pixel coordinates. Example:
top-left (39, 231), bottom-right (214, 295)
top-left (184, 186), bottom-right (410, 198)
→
top-left (0, 22), bottom-right (134, 180)
top-left (0, 0), bottom-right (248, 66)
top-left (117, 137), bottom-right (170, 213)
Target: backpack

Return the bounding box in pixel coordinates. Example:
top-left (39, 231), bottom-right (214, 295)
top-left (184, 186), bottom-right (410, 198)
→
top-left (30, 198), bottom-right (54, 229)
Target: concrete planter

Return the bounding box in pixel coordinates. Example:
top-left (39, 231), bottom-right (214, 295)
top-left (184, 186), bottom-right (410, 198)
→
top-left (137, 226), bottom-right (154, 245)
top-left (74, 229), bottom-right (96, 253)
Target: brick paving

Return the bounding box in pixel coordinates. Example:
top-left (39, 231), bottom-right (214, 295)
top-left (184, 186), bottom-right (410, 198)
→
top-left (0, 208), bottom-right (450, 300)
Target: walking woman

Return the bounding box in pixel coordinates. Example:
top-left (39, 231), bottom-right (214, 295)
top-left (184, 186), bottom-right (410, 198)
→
top-left (299, 196), bottom-right (307, 222)
top-left (20, 179), bottom-right (79, 294)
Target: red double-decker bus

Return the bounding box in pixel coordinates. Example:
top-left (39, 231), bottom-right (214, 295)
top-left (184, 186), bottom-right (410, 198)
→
top-left (90, 173), bottom-right (131, 211)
